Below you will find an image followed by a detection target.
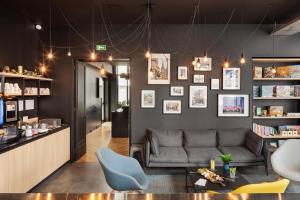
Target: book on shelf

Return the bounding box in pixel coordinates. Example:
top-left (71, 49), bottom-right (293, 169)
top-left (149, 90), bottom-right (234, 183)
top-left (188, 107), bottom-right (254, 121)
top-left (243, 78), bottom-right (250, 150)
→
top-left (276, 85), bottom-right (294, 98)
top-left (253, 66), bottom-right (263, 78)
top-left (278, 125), bottom-right (300, 136)
top-left (286, 112), bottom-right (300, 117)
top-left (253, 123), bottom-right (278, 136)
top-left (253, 86), bottom-right (260, 97)
top-left (276, 66), bottom-right (290, 78)
top-left (289, 65), bottom-right (300, 78)
top-left (294, 85), bottom-right (300, 97)
top-left (263, 67), bottom-right (275, 78)
top-left (267, 106), bottom-right (284, 117)
top-left (261, 85), bottom-right (275, 97)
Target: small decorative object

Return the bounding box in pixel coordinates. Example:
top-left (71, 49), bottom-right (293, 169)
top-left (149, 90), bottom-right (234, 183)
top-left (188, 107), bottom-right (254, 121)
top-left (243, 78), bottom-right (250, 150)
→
top-left (220, 154), bottom-right (233, 174)
top-left (148, 53), bottom-right (170, 84)
top-left (3, 65), bottom-right (10, 73)
top-left (263, 67), bottom-right (275, 78)
top-left (18, 66), bottom-right (23, 74)
top-left (211, 79), bottom-right (220, 90)
top-left (268, 106), bottom-right (284, 117)
top-left (170, 86), bottom-right (184, 96)
top-left (193, 57), bottom-right (212, 71)
top-left (218, 94), bottom-right (249, 117)
top-left (163, 100), bottom-right (181, 114)
top-left (193, 74), bottom-right (205, 83)
top-left (141, 90), bottom-right (155, 108)
top-left (210, 159), bottom-right (216, 171)
top-left (229, 167), bottom-right (237, 179)
top-left (197, 168), bottom-right (225, 186)
top-left (223, 68), bottom-right (240, 90)
top-left (11, 69), bottom-right (17, 74)
top-left (189, 86), bottom-right (207, 108)
top-left (40, 88), bottom-right (51, 96)
top-left (253, 66), bottom-right (263, 78)
top-left (177, 66), bottom-right (188, 80)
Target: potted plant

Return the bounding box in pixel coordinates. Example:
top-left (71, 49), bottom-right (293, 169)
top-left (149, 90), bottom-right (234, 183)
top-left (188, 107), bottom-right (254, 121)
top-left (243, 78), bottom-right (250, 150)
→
top-left (220, 154), bottom-right (233, 173)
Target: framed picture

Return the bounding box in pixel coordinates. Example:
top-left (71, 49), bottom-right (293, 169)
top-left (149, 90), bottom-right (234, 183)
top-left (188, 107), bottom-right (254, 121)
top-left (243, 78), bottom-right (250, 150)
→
top-left (211, 78), bottom-right (220, 90)
top-left (193, 57), bottom-right (212, 71)
top-left (193, 74), bottom-right (205, 83)
top-left (218, 94), bottom-right (249, 117)
top-left (141, 90), bottom-right (155, 108)
top-left (170, 86), bottom-right (184, 96)
top-left (163, 100), bottom-right (181, 114)
top-left (189, 86), bottom-right (207, 108)
top-left (148, 53), bottom-right (170, 84)
top-left (177, 66), bottom-right (188, 80)
top-left (223, 68), bottom-right (240, 90)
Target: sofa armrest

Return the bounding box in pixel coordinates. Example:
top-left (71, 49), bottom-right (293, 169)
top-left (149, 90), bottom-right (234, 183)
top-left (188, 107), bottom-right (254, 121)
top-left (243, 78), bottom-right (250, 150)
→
top-left (144, 139), bottom-right (151, 167)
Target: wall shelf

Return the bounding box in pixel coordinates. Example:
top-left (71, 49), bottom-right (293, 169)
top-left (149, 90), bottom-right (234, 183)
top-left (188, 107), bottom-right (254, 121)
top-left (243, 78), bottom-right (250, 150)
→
top-left (253, 97), bottom-right (300, 100)
top-left (253, 78), bottom-right (300, 81)
top-left (0, 72), bottom-right (53, 81)
top-left (252, 57), bottom-right (300, 63)
top-left (253, 116), bottom-right (300, 119)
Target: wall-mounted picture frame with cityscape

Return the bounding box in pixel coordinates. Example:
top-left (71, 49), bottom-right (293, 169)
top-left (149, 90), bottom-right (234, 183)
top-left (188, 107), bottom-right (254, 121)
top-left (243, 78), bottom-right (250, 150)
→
top-left (223, 68), bottom-right (240, 90)
top-left (163, 100), bottom-right (181, 114)
top-left (193, 57), bottom-right (212, 71)
top-left (170, 86), bottom-right (184, 96)
top-left (148, 53), bottom-right (170, 84)
top-left (141, 90), bottom-right (155, 108)
top-left (189, 85), bottom-right (207, 108)
top-left (218, 94), bottom-right (249, 117)
top-left (211, 78), bottom-right (220, 90)
top-left (193, 74), bottom-right (205, 83)
top-left (177, 66), bottom-right (188, 80)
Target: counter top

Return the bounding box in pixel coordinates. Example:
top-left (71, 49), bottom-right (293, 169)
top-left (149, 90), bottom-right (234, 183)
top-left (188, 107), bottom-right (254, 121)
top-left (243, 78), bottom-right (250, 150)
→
top-left (0, 124), bottom-right (69, 154)
top-left (0, 193), bottom-right (298, 200)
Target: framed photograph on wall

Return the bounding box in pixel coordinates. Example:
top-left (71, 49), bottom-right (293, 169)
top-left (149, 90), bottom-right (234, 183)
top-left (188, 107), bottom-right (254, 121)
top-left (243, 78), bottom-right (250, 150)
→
top-left (177, 66), bottom-right (188, 80)
top-left (141, 90), bottom-right (155, 108)
top-left (163, 100), bottom-right (181, 114)
top-left (218, 94), bottom-right (249, 117)
top-left (211, 78), bottom-right (220, 90)
top-left (223, 68), bottom-right (241, 90)
top-left (193, 74), bottom-right (205, 83)
top-left (170, 86), bottom-right (184, 96)
top-left (193, 57), bottom-right (212, 71)
top-left (148, 53), bottom-right (170, 84)
top-left (189, 86), bottom-right (207, 108)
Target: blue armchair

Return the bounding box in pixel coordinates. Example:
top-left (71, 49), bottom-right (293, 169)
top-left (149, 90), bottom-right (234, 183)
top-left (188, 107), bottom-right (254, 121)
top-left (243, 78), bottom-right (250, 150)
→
top-left (96, 147), bottom-right (149, 191)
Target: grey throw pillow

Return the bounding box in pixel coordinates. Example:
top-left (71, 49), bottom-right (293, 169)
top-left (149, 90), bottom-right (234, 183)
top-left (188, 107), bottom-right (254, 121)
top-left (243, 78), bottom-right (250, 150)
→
top-left (245, 131), bottom-right (263, 156)
top-left (149, 134), bottom-right (160, 157)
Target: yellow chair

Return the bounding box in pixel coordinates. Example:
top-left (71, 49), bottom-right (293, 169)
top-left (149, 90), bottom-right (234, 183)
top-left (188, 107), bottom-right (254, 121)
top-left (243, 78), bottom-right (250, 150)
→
top-left (208, 179), bottom-right (290, 194)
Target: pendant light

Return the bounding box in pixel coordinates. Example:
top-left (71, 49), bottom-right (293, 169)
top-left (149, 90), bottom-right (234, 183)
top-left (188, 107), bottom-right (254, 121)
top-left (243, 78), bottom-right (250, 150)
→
top-left (196, 57), bottom-right (201, 68)
top-left (203, 51), bottom-right (208, 62)
top-left (108, 54), bottom-right (113, 61)
top-left (40, 47), bottom-right (47, 75)
top-left (90, 2), bottom-right (96, 60)
top-left (100, 64), bottom-right (106, 75)
top-left (240, 0), bottom-right (246, 65)
top-left (67, 27), bottom-right (72, 57)
top-left (47, 0), bottom-right (54, 60)
top-left (224, 58), bottom-right (230, 68)
top-left (145, 0), bottom-right (151, 58)
top-left (240, 53), bottom-right (246, 64)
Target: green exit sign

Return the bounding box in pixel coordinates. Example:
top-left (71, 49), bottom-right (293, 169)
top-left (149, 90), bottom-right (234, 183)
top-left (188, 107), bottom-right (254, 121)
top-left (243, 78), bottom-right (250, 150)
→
top-left (96, 44), bottom-right (106, 51)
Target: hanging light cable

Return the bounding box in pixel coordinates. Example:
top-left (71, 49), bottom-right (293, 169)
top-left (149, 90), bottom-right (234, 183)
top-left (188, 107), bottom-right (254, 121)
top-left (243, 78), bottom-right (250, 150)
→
top-left (47, 0), bottom-right (54, 60)
top-left (271, 4), bottom-right (277, 75)
top-left (240, 0), bottom-right (246, 65)
top-left (67, 27), bottom-right (72, 56)
top-left (90, 2), bottom-right (96, 60)
top-left (145, 0), bottom-right (151, 58)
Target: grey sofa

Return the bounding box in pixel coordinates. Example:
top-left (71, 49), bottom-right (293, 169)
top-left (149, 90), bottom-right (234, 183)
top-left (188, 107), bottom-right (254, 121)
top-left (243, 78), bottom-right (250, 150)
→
top-left (144, 128), bottom-right (264, 168)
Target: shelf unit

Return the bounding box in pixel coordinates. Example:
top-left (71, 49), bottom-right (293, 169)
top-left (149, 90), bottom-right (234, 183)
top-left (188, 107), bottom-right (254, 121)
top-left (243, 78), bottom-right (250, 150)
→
top-left (252, 57), bottom-right (300, 129)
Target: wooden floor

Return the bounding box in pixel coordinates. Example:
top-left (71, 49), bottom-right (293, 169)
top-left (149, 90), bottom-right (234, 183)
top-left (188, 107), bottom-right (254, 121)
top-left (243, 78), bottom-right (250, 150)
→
top-left (77, 122), bottom-right (129, 163)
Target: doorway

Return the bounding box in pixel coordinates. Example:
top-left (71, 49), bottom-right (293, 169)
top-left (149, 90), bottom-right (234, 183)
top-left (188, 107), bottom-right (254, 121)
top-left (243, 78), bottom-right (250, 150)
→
top-left (73, 59), bottom-right (130, 161)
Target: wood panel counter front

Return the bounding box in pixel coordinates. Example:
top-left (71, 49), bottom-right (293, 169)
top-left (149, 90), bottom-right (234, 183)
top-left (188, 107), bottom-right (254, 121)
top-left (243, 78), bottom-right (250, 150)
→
top-left (0, 126), bottom-right (70, 193)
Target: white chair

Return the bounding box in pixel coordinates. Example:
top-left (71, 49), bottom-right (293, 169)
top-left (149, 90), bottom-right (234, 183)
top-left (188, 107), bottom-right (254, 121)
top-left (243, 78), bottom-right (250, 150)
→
top-left (271, 139), bottom-right (300, 182)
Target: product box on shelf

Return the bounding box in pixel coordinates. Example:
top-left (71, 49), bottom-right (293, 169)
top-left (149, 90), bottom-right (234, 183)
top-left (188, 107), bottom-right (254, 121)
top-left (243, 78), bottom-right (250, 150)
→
top-left (276, 66), bottom-right (290, 78)
top-left (289, 65), bottom-right (300, 78)
top-left (261, 85), bottom-right (275, 97)
top-left (276, 85), bottom-right (294, 97)
top-left (268, 106), bottom-right (284, 117)
top-left (254, 66), bottom-right (263, 78)
top-left (263, 67), bottom-right (275, 78)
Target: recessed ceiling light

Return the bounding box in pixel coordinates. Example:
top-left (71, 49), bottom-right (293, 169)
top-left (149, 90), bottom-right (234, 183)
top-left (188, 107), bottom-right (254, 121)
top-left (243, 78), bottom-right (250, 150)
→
top-left (35, 24), bottom-right (42, 30)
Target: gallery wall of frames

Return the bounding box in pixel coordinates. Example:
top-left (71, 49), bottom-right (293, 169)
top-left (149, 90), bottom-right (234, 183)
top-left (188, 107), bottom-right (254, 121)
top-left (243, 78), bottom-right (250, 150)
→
top-left (130, 24), bottom-right (300, 144)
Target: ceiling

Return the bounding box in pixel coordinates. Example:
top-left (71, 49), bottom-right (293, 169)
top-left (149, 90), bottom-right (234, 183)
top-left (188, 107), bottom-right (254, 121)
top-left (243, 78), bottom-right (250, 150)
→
top-left (1, 0), bottom-right (300, 27)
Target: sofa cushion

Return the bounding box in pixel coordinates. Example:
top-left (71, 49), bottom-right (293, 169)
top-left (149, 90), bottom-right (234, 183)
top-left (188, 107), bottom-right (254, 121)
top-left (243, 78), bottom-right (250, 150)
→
top-left (148, 129), bottom-right (183, 147)
top-left (184, 130), bottom-right (217, 147)
top-left (185, 147), bottom-right (223, 164)
top-left (149, 134), bottom-right (160, 157)
top-left (149, 147), bottom-right (188, 163)
top-left (218, 128), bottom-right (250, 147)
top-left (219, 147), bottom-right (264, 163)
top-left (245, 132), bottom-right (264, 156)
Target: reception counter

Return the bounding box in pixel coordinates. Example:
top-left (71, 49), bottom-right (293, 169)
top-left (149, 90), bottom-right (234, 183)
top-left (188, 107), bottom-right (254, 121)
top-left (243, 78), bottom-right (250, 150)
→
top-left (0, 125), bottom-right (70, 193)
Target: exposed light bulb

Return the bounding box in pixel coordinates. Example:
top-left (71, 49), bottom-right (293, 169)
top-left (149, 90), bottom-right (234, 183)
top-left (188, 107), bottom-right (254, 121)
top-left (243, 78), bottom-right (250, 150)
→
top-left (272, 66), bottom-right (277, 74)
top-left (203, 51), bottom-right (208, 62)
top-left (196, 57), bottom-right (201, 68)
top-left (40, 64), bottom-right (47, 74)
top-left (240, 53), bottom-right (246, 64)
top-left (100, 65), bottom-right (106, 75)
top-left (91, 51), bottom-right (96, 60)
top-left (145, 50), bottom-right (150, 58)
top-left (47, 50), bottom-right (54, 60)
top-left (108, 55), bottom-right (113, 61)
top-left (67, 51), bottom-right (72, 57)
top-left (224, 59), bottom-right (229, 68)
top-left (192, 60), bottom-right (196, 65)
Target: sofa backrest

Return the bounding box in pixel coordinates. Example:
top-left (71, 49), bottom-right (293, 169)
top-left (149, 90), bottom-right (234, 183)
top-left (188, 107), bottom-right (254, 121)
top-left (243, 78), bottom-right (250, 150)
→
top-left (183, 130), bottom-right (217, 147)
top-left (217, 128), bottom-right (250, 147)
top-left (147, 129), bottom-right (183, 147)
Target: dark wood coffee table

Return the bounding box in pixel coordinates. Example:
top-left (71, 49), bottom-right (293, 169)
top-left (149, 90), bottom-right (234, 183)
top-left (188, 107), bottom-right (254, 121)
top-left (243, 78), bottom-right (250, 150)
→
top-left (185, 167), bottom-right (249, 193)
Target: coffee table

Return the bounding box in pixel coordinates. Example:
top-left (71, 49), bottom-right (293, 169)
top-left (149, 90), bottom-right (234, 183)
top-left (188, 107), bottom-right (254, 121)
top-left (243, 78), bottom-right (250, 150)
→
top-left (185, 167), bottom-right (249, 193)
